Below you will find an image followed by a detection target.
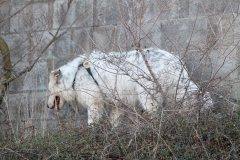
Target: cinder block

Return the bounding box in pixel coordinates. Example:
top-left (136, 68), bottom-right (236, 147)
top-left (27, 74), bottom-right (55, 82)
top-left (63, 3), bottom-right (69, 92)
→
top-left (10, 2), bottom-right (49, 32)
top-left (39, 27), bottom-right (94, 60)
top-left (43, 30), bottom-right (72, 59)
top-left (189, 0), bottom-right (239, 17)
top-left (23, 61), bottom-right (48, 91)
top-left (183, 50), bottom-right (213, 88)
top-left (2, 34), bottom-right (31, 64)
top-left (207, 14), bottom-right (235, 48)
top-left (0, 4), bottom-right (10, 33)
top-left (93, 0), bottom-right (130, 27)
top-left (235, 16), bottom-right (240, 45)
top-left (8, 61), bottom-right (48, 91)
top-left (11, 0), bottom-right (31, 2)
top-left (8, 62), bottom-right (30, 91)
top-left (148, 0), bottom-right (189, 20)
top-left (138, 21), bottom-right (162, 49)
top-left (209, 47), bottom-right (238, 80)
top-left (29, 30), bottom-right (73, 62)
top-left (159, 17), bottom-right (207, 52)
top-left (71, 27), bottom-right (93, 55)
top-left (92, 25), bottom-right (134, 52)
top-left (53, 0), bottom-right (93, 29)
top-left (207, 47), bottom-right (240, 99)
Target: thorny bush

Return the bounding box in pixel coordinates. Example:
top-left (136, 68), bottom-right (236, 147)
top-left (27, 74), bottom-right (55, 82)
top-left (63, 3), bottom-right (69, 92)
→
top-left (1, 108), bottom-right (240, 160)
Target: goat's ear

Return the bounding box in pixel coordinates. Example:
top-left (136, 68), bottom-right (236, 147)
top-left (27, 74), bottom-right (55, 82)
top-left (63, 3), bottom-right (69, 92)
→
top-left (50, 69), bottom-right (61, 84)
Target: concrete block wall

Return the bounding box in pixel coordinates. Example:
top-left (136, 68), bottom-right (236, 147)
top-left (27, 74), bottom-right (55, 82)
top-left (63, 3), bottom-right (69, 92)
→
top-left (0, 0), bottom-right (240, 132)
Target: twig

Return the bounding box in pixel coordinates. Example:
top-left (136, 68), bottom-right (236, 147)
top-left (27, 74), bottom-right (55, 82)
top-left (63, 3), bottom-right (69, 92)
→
top-left (0, 147), bottom-right (29, 160)
top-left (193, 126), bottom-right (210, 159)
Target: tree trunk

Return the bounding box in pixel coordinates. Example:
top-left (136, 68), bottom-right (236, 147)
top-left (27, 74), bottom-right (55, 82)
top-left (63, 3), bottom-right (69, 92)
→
top-left (0, 36), bottom-right (12, 105)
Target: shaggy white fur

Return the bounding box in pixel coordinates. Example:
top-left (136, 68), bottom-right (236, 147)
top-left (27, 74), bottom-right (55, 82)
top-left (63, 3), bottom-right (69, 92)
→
top-left (47, 48), bottom-right (213, 125)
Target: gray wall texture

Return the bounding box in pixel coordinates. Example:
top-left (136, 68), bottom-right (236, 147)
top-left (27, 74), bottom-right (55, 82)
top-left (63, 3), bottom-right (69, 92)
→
top-left (0, 0), bottom-right (240, 133)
